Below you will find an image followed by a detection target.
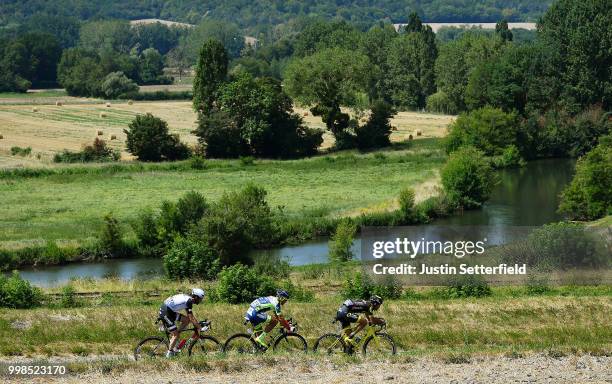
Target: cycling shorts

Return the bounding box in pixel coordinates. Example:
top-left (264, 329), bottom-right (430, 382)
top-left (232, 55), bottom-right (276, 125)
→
top-left (245, 308), bottom-right (271, 326)
top-left (159, 303), bottom-right (182, 331)
top-left (336, 305), bottom-right (361, 329)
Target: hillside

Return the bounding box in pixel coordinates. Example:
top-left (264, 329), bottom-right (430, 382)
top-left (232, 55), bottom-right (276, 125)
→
top-left (0, 0), bottom-right (552, 32)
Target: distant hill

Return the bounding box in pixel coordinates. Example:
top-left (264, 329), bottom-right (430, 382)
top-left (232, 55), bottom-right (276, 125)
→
top-left (1, 0), bottom-right (552, 32)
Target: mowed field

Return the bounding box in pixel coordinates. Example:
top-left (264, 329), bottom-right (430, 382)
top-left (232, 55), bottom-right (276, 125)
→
top-left (0, 98), bottom-right (454, 168)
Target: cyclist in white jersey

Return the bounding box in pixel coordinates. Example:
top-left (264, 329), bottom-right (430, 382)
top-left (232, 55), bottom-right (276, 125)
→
top-left (159, 288), bottom-right (205, 357)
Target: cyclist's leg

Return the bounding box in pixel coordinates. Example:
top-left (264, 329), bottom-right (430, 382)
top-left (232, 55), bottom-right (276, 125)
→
top-left (348, 314), bottom-right (367, 338)
top-left (254, 313), bottom-right (272, 347)
top-left (160, 305), bottom-right (179, 354)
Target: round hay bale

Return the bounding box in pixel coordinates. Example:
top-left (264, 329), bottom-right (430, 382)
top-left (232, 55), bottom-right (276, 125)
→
top-left (99, 112), bottom-right (107, 118)
top-left (97, 130), bottom-right (103, 136)
top-left (408, 134), bottom-right (413, 140)
top-left (106, 102), bottom-right (111, 108)
top-left (416, 129), bottom-right (422, 136)
top-left (55, 101), bottom-right (63, 106)
top-left (32, 107), bottom-right (38, 113)
top-left (109, 134), bottom-right (117, 140)
top-left (127, 100), bottom-right (133, 105)
top-left (303, 112), bottom-right (309, 117)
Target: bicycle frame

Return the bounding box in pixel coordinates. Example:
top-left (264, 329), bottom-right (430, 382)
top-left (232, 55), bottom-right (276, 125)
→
top-left (158, 319), bottom-right (212, 351)
top-left (247, 318), bottom-right (297, 346)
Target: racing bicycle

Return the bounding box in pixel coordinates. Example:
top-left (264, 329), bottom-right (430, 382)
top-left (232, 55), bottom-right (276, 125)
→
top-left (313, 320), bottom-right (396, 356)
top-left (223, 318), bottom-right (307, 355)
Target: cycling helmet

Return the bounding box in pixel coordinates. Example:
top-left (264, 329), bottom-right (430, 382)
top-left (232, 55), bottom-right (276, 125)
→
top-left (192, 288), bottom-right (205, 299)
top-left (370, 295), bottom-right (383, 306)
top-left (276, 289), bottom-right (289, 299)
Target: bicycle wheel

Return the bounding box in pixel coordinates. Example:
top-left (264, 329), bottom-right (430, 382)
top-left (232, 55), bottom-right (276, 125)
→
top-left (134, 336), bottom-right (168, 360)
top-left (223, 333), bottom-right (258, 355)
top-left (362, 333), bottom-right (396, 356)
top-left (188, 335), bottom-right (222, 356)
top-left (313, 334), bottom-right (345, 356)
top-left (273, 333), bottom-right (308, 353)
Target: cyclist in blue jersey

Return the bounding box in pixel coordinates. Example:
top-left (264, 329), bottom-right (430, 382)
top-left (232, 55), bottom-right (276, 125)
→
top-left (245, 290), bottom-right (293, 348)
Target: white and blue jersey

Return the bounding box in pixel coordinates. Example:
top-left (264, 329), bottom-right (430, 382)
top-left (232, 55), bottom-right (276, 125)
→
top-left (245, 296), bottom-right (281, 325)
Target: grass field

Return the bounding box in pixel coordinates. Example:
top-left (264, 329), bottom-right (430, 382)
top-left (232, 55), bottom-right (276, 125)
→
top-left (0, 284), bottom-right (609, 358)
top-left (0, 139), bottom-right (444, 248)
top-left (0, 99), bottom-right (454, 168)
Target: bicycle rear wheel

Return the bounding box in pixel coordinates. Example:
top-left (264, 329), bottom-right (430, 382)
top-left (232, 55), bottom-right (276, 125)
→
top-left (188, 335), bottom-right (222, 356)
top-left (362, 333), bottom-right (396, 356)
top-left (273, 333), bottom-right (308, 353)
top-left (134, 336), bottom-right (168, 360)
top-left (313, 334), bottom-right (345, 356)
top-left (223, 333), bottom-right (258, 355)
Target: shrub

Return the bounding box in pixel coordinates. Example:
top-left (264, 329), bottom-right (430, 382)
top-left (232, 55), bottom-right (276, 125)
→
top-left (342, 272), bottom-right (403, 300)
top-left (189, 156), bottom-right (206, 170)
top-left (98, 213), bottom-right (126, 257)
top-left (216, 264), bottom-right (261, 304)
top-left (444, 274), bottom-right (491, 298)
top-left (10, 146), bottom-right (31, 156)
top-left (355, 100), bottom-right (395, 150)
top-left (398, 188), bottom-right (423, 224)
top-left (559, 135), bottom-right (611, 220)
top-left (163, 237), bottom-right (221, 280)
top-left (328, 219), bottom-right (356, 263)
top-left (441, 146), bottom-right (496, 209)
top-left (0, 272), bottom-right (42, 309)
top-left (59, 285), bottom-right (80, 308)
top-left (253, 254), bottom-right (291, 279)
top-left (118, 90), bottom-right (192, 101)
top-left (124, 113), bottom-right (191, 161)
top-left (490, 144), bottom-right (526, 168)
top-left (280, 279), bottom-right (314, 302)
top-left (53, 138), bottom-right (120, 163)
top-left (415, 194), bottom-right (455, 220)
top-left (100, 71), bottom-right (138, 99)
top-left (445, 106), bottom-right (520, 156)
top-left (239, 156), bottom-right (255, 166)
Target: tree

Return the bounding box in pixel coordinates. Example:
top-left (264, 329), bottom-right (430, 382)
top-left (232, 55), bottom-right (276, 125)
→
top-left (293, 20), bottom-right (361, 57)
top-left (359, 23), bottom-right (398, 101)
top-left (329, 219), bottom-right (356, 263)
top-left (182, 20), bottom-right (244, 61)
top-left (100, 71), bottom-right (138, 98)
top-left (13, 33), bottom-right (62, 88)
top-left (57, 48), bottom-right (105, 96)
top-left (193, 39), bottom-right (228, 113)
top-left (124, 113), bottom-right (191, 161)
top-left (78, 20), bottom-right (133, 54)
top-left (284, 47), bottom-right (371, 146)
top-left (21, 14), bottom-right (80, 48)
top-left (166, 45), bottom-right (191, 80)
top-left (356, 100), bottom-right (396, 149)
top-left (441, 146), bottom-right (496, 209)
top-left (559, 135), bottom-right (612, 220)
top-left (537, 0), bottom-right (611, 112)
top-left (495, 19), bottom-right (513, 42)
top-left (445, 106), bottom-right (520, 156)
top-left (138, 48), bottom-right (165, 84)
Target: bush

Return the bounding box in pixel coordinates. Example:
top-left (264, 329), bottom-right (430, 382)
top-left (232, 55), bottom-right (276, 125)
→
top-left (163, 237), bottom-right (221, 280)
top-left (189, 156), bottom-right (206, 170)
top-left (444, 274), bottom-right (491, 298)
top-left (441, 146), bottom-right (496, 209)
top-left (253, 254), bottom-right (291, 279)
top-left (415, 194), bottom-right (455, 220)
top-left (328, 219), bottom-right (356, 263)
top-left (118, 90), bottom-right (192, 100)
top-left (559, 135), bottom-right (611, 220)
top-left (280, 279), bottom-right (314, 302)
top-left (445, 106), bottom-right (520, 156)
top-left (355, 100), bottom-right (395, 150)
top-left (100, 71), bottom-right (138, 99)
top-left (342, 272), bottom-right (402, 300)
top-left (10, 146), bottom-right (32, 156)
top-left (490, 144), bottom-right (526, 168)
top-left (0, 272), bottom-right (42, 309)
top-left (98, 213), bottom-right (127, 257)
top-left (59, 285), bottom-right (80, 308)
top-left (398, 188), bottom-right (424, 224)
top-left (216, 264), bottom-right (261, 304)
top-left (124, 113), bottom-right (191, 161)
top-left (53, 138), bottom-right (120, 163)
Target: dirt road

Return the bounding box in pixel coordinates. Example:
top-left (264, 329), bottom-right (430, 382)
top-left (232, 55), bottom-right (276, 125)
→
top-left (13, 354), bottom-right (611, 384)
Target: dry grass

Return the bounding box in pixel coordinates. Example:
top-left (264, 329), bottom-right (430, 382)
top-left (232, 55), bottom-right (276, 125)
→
top-left (0, 101), bottom-right (454, 168)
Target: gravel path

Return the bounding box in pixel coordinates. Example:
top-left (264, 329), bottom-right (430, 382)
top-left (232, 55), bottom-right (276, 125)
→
top-left (15, 354), bottom-right (612, 384)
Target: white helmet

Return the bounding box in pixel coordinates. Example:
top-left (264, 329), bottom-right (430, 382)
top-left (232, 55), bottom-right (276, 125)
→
top-left (191, 288), bottom-right (205, 299)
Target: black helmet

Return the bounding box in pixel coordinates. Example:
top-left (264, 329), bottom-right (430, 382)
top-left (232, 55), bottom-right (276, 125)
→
top-left (277, 289), bottom-right (289, 299)
top-left (370, 295), bottom-right (383, 306)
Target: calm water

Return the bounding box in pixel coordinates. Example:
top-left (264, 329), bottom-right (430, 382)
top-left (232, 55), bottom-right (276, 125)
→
top-left (15, 159), bottom-right (575, 287)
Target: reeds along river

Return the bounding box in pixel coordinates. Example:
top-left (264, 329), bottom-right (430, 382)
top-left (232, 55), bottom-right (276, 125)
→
top-left (15, 159), bottom-right (575, 287)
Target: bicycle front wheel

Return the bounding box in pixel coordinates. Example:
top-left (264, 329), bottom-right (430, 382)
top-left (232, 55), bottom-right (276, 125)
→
top-left (223, 333), bottom-right (258, 355)
top-left (188, 335), bottom-right (222, 356)
top-left (134, 336), bottom-right (168, 360)
top-left (273, 333), bottom-right (308, 353)
top-left (362, 333), bottom-right (396, 356)
top-left (312, 334), bottom-right (345, 355)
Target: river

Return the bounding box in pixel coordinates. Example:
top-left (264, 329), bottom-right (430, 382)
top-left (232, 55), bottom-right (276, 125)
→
top-left (14, 159), bottom-right (575, 287)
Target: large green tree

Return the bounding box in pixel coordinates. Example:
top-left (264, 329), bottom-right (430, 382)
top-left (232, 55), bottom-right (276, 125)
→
top-left (192, 39), bottom-right (228, 113)
top-left (284, 47), bottom-right (371, 145)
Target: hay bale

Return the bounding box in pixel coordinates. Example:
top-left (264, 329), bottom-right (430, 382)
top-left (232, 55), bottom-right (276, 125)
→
top-left (109, 134), bottom-right (117, 140)
top-left (408, 134), bottom-right (413, 140)
top-left (303, 112), bottom-right (309, 117)
top-left (0, 134), bottom-right (3, 139)
top-left (106, 102), bottom-right (111, 108)
top-left (97, 130), bottom-right (103, 136)
top-left (99, 112), bottom-right (107, 118)
top-left (55, 101), bottom-right (62, 106)
top-left (32, 107), bottom-right (38, 113)
top-left (127, 100), bottom-right (133, 105)
top-left (416, 129), bottom-right (422, 136)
